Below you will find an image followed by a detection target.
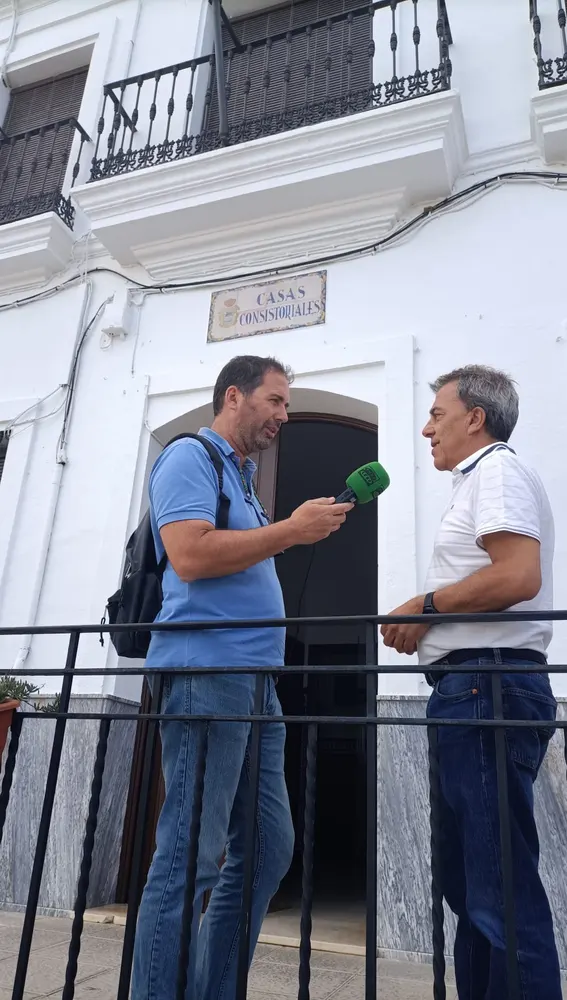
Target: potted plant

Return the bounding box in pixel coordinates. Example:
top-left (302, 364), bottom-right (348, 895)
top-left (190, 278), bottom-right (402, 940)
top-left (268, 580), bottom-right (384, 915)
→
top-left (0, 679), bottom-right (60, 757)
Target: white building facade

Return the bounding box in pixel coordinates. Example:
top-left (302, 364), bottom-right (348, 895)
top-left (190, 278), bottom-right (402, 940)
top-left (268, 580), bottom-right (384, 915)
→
top-left (1, 0), bottom-right (567, 965)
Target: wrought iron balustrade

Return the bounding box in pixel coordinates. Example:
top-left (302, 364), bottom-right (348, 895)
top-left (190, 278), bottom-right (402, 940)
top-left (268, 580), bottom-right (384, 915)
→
top-left (0, 610), bottom-right (565, 1000)
top-left (89, 0), bottom-right (452, 181)
top-left (531, 0), bottom-right (567, 88)
top-left (0, 117), bottom-right (90, 228)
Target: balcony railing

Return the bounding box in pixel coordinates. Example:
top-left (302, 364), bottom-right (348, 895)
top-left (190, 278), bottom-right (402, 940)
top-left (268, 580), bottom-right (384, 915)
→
top-left (0, 611), bottom-right (565, 1000)
top-left (89, 0), bottom-right (452, 182)
top-left (531, 0), bottom-right (567, 88)
top-left (0, 117), bottom-right (90, 228)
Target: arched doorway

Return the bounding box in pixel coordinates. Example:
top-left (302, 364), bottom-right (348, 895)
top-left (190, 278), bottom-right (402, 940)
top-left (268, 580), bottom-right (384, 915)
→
top-left (117, 398), bottom-right (378, 948)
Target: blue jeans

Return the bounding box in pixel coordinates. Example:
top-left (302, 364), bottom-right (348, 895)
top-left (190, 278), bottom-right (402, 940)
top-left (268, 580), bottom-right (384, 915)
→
top-left (131, 672), bottom-right (294, 1000)
top-left (427, 655), bottom-right (561, 1000)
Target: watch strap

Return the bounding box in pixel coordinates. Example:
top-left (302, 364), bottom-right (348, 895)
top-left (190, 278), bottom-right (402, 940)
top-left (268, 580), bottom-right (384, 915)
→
top-left (423, 592), bottom-right (439, 615)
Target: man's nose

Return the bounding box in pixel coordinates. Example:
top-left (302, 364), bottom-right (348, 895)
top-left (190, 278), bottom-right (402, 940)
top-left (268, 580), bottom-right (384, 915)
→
top-left (422, 422), bottom-right (433, 438)
top-left (280, 406), bottom-right (289, 424)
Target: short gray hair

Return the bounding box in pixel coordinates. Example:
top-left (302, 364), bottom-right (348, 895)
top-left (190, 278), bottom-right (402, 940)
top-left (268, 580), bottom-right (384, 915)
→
top-left (430, 365), bottom-right (519, 442)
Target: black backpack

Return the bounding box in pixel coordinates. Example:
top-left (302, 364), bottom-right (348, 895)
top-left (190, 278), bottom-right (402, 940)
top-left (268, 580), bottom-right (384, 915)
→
top-left (104, 433), bottom-right (230, 658)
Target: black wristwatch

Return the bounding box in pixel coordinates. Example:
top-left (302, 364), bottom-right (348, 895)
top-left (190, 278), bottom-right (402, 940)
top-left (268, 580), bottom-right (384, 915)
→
top-left (422, 592), bottom-right (439, 616)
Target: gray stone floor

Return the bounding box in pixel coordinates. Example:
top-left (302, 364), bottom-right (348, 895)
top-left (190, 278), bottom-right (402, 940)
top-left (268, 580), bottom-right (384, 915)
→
top-left (1, 910), bottom-right (565, 999)
top-left (0, 910), bottom-right (448, 1000)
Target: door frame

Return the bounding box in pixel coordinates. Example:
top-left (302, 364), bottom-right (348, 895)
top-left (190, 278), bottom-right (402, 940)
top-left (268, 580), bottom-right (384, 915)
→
top-left (255, 410), bottom-right (378, 520)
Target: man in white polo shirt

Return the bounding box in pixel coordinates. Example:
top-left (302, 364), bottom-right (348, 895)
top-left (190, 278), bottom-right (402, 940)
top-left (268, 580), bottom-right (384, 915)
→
top-left (381, 365), bottom-right (560, 1000)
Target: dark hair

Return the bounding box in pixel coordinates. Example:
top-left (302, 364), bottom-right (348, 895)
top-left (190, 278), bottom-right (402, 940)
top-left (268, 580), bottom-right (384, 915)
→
top-left (430, 364), bottom-right (519, 442)
top-left (212, 355), bottom-right (294, 415)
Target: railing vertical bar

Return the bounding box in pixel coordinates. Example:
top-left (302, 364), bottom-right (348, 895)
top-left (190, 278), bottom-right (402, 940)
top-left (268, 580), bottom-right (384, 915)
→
top-left (436, 0), bottom-right (452, 86)
top-left (242, 45), bottom-right (253, 123)
top-left (427, 724), bottom-right (446, 1000)
top-left (298, 722), bottom-right (318, 1000)
top-left (491, 671), bottom-right (521, 1000)
top-left (12, 632), bottom-right (80, 1000)
top-left (116, 673), bottom-right (165, 1000)
top-left (390, 1), bottom-right (398, 81)
top-left (558, 0), bottom-right (567, 57)
top-left (176, 722), bottom-right (208, 1000)
top-left (128, 80), bottom-right (143, 152)
top-left (146, 72), bottom-right (161, 149)
top-left (0, 713), bottom-right (23, 848)
top-left (62, 717), bottom-right (112, 1000)
top-left (412, 0), bottom-right (421, 73)
top-left (163, 68), bottom-right (179, 145)
top-left (91, 92), bottom-right (108, 176)
top-left (23, 133), bottom-right (39, 199)
top-left (304, 26), bottom-right (313, 106)
top-left (261, 38), bottom-right (273, 119)
top-left (70, 132), bottom-right (87, 189)
top-left (282, 32), bottom-right (292, 111)
top-left (365, 621), bottom-right (378, 1000)
top-left (40, 123), bottom-right (59, 195)
top-left (182, 63), bottom-right (197, 138)
top-left (235, 673), bottom-right (264, 1000)
top-left (324, 19), bottom-right (332, 99)
top-left (9, 133), bottom-right (29, 203)
top-left (211, 0), bottom-right (229, 140)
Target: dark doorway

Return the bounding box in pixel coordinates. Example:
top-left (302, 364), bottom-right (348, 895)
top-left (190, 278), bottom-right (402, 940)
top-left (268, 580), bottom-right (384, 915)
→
top-left (269, 417), bottom-right (378, 931)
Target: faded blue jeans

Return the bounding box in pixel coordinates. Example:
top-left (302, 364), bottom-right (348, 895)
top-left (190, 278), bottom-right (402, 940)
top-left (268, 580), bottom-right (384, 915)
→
top-left (131, 672), bottom-right (294, 1000)
top-left (427, 654), bottom-right (561, 1000)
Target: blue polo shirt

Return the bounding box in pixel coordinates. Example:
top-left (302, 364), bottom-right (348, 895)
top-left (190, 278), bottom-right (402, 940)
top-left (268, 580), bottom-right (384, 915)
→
top-left (145, 427), bottom-right (285, 669)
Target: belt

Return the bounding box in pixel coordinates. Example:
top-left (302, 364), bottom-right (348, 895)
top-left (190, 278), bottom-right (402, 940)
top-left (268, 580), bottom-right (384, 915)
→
top-left (426, 647), bottom-right (547, 687)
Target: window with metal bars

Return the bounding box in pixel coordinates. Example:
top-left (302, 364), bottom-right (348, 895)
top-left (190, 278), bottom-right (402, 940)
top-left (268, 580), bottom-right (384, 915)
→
top-left (0, 68), bottom-right (88, 224)
top-left (0, 431), bottom-right (9, 485)
top-left (206, 0), bottom-right (372, 138)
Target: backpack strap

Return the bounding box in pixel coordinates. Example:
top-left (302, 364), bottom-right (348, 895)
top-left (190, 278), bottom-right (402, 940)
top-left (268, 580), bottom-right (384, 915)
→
top-left (156, 432), bottom-right (231, 575)
top-left (164, 432), bottom-right (231, 531)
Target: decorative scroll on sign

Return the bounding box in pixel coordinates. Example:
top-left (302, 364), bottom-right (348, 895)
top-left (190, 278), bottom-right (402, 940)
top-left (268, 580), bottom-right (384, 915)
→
top-left (207, 271), bottom-right (327, 343)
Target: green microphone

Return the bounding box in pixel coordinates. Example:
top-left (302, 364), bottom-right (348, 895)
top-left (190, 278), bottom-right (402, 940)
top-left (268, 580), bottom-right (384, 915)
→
top-left (335, 461), bottom-right (390, 505)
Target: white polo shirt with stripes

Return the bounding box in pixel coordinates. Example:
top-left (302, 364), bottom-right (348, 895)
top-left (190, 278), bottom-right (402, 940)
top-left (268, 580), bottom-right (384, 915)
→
top-left (418, 442), bottom-right (554, 666)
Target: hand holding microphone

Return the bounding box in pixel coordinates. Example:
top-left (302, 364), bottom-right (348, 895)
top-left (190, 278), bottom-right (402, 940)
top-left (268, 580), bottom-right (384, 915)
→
top-left (287, 460), bottom-right (390, 546)
top-left (289, 497), bottom-right (354, 545)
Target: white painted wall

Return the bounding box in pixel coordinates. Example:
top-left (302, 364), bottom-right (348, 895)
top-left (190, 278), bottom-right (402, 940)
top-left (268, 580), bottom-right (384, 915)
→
top-left (0, 0), bottom-right (566, 700)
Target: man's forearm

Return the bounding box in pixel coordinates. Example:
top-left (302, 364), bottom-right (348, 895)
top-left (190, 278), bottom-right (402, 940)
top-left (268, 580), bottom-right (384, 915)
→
top-left (432, 563), bottom-right (534, 614)
top-left (184, 520), bottom-right (296, 581)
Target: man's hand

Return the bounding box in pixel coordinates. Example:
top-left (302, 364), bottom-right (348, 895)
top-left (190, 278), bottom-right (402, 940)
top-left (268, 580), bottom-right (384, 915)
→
top-left (287, 497), bottom-right (354, 545)
top-left (380, 596), bottom-right (430, 655)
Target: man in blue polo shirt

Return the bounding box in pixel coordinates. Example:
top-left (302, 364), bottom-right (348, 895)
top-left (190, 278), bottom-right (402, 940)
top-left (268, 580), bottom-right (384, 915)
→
top-left (132, 355), bottom-right (353, 1000)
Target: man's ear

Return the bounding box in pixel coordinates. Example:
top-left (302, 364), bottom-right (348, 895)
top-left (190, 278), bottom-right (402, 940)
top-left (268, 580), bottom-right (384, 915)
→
top-left (224, 385), bottom-right (240, 411)
top-left (466, 406), bottom-right (486, 435)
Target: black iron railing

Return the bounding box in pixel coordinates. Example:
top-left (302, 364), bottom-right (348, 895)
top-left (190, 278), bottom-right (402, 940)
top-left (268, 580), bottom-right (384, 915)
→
top-left (0, 611), bottom-right (565, 1000)
top-left (0, 117), bottom-right (91, 228)
top-left (531, 0), bottom-right (567, 88)
top-left (89, 0), bottom-right (452, 181)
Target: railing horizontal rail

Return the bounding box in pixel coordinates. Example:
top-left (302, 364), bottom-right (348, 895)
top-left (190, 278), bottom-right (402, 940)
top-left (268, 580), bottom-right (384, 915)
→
top-left (2, 608), bottom-right (567, 636)
top-left (104, 53), bottom-right (214, 93)
top-left (2, 662), bottom-right (567, 676)
top-left (12, 711), bottom-right (567, 728)
top-left (0, 117), bottom-right (91, 145)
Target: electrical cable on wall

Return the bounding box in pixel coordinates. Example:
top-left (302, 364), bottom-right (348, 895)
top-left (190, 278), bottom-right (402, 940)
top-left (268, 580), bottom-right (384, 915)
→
top-left (1, 297), bottom-right (111, 448)
top-left (1, 170), bottom-right (567, 313)
top-left (56, 297), bottom-right (111, 462)
top-left (0, 0), bottom-right (19, 87)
